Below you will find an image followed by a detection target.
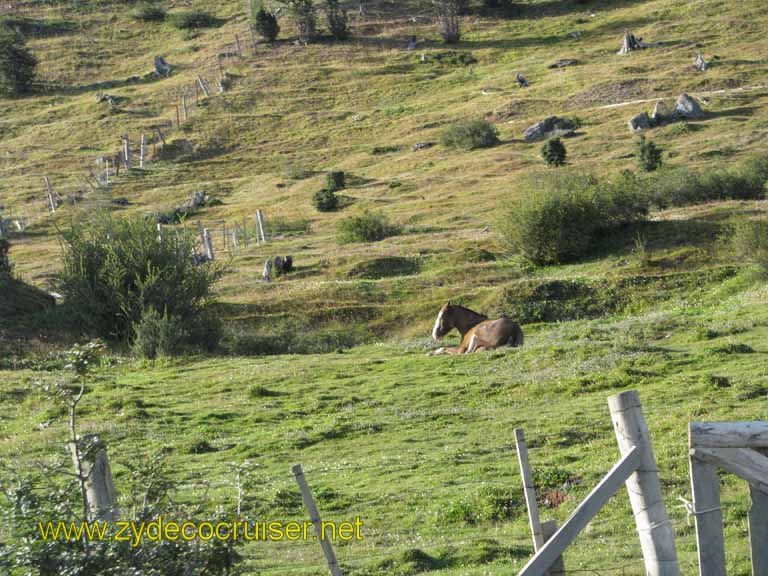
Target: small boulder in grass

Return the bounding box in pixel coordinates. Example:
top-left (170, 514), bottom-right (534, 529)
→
top-left (628, 111), bottom-right (651, 133)
top-left (675, 93), bottom-right (704, 119)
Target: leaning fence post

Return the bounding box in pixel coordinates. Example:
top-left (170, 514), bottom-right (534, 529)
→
top-left (203, 228), bottom-right (215, 261)
top-left (122, 135), bottom-right (131, 169)
top-left (609, 391), bottom-right (680, 576)
top-left (256, 209), bottom-right (267, 243)
top-left (69, 435), bottom-right (119, 522)
top-left (44, 176), bottom-right (56, 212)
top-left (292, 464), bottom-right (342, 576)
top-left (515, 428), bottom-right (545, 551)
top-left (140, 133), bottom-right (146, 168)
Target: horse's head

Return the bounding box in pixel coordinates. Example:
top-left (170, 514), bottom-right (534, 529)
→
top-left (432, 301), bottom-right (454, 340)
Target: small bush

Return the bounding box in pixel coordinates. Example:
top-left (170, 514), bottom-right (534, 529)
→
top-left (325, 0), bottom-right (349, 40)
top-left (336, 211), bottom-right (399, 244)
top-left (0, 26), bottom-right (37, 96)
top-left (252, 8), bottom-right (279, 41)
top-left (326, 170), bottom-right (346, 191)
top-left (313, 188), bottom-right (339, 212)
top-left (498, 170), bottom-right (649, 265)
top-left (541, 138), bottom-right (567, 167)
top-left (283, 161), bottom-right (313, 180)
top-left (636, 135), bottom-right (662, 172)
top-left (132, 308), bottom-right (186, 359)
top-left (440, 119), bottom-right (499, 150)
top-left (133, 3), bottom-right (166, 22)
top-left (731, 218), bottom-right (768, 273)
top-left (170, 10), bottom-right (219, 30)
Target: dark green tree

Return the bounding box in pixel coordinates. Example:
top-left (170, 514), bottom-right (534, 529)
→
top-left (252, 7), bottom-right (280, 42)
top-left (325, 0), bottom-right (349, 40)
top-left (636, 135), bottom-right (663, 172)
top-left (288, 0), bottom-right (316, 43)
top-left (0, 27), bottom-right (37, 96)
top-left (541, 138), bottom-right (567, 167)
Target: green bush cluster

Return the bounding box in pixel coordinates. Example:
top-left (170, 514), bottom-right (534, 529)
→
top-left (440, 119), bottom-right (499, 150)
top-left (57, 215), bottom-right (223, 351)
top-left (312, 170), bottom-right (345, 212)
top-left (498, 170), bottom-right (649, 265)
top-left (336, 210), bottom-right (400, 244)
top-left (0, 238), bottom-right (11, 275)
top-left (131, 308), bottom-right (186, 359)
top-left (325, 0), bottom-right (349, 40)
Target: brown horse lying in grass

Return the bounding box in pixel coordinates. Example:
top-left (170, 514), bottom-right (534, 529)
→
top-left (430, 302), bottom-right (523, 355)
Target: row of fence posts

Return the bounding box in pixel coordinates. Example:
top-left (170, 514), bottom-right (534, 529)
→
top-left (192, 209), bottom-right (267, 262)
top-left (55, 390), bottom-right (768, 576)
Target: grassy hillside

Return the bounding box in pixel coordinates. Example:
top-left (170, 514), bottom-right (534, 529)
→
top-left (1, 0), bottom-right (768, 574)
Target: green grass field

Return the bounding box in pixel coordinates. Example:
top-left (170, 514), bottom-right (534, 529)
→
top-left (1, 0), bottom-right (768, 573)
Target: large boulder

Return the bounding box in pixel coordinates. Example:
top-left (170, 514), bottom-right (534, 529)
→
top-left (651, 101), bottom-right (669, 125)
top-left (675, 93), bottom-right (704, 119)
top-left (524, 116), bottom-right (577, 142)
top-left (628, 111), bottom-right (651, 133)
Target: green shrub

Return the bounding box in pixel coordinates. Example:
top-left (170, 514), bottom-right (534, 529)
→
top-left (326, 170), bottom-right (346, 191)
top-left (313, 188), bottom-right (339, 212)
top-left (635, 135), bottom-right (662, 172)
top-left (541, 138), bottom-right (567, 167)
top-left (731, 218), bottom-right (768, 273)
top-left (647, 155), bottom-right (767, 208)
top-left (57, 215), bottom-right (223, 343)
top-left (131, 308), bottom-right (186, 359)
top-left (133, 3), bottom-right (166, 22)
top-left (498, 170), bottom-right (649, 265)
top-left (170, 10), bottom-right (220, 30)
top-left (325, 0), bottom-right (348, 40)
top-left (283, 160), bottom-right (313, 180)
top-left (440, 119), bottom-right (499, 150)
top-left (0, 26), bottom-right (37, 96)
top-left (252, 8), bottom-right (279, 41)
top-left (336, 210), bottom-right (399, 244)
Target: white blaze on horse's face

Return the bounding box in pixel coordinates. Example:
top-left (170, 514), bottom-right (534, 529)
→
top-left (432, 308), bottom-right (446, 340)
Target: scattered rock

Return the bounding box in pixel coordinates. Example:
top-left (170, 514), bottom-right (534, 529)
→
top-left (651, 101), bottom-right (669, 124)
top-left (154, 56), bottom-right (172, 77)
top-left (694, 52), bottom-right (708, 72)
top-left (406, 36), bottom-right (417, 50)
top-left (412, 142), bottom-right (435, 151)
top-left (110, 196), bottom-right (130, 207)
top-left (156, 191), bottom-right (214, 224)
top-left (516, 72), bottom-right (529, 87)
top-left (628, 111), bottom-right (651, 133)
top-left (570, 31), bottom-right (582, 40)
top-left (262, 259), bottom-right (273, 282)
top-left (95, 92), bottom-right (116, 105)
top-left (549, 59), bottom-right (579, 69)
top-left (617, 29), bottom-right (648, 55)
top-left (524, 116), bottom-right (577, 143)
top-left (675, 93), bottom-right (704, 119)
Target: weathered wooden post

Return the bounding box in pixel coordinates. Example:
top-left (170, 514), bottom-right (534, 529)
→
top-left (231, 224), bottom-right (239, 251)
top-left (198, 76), bottom-right (210, 99)
top-left (609, 391), bottom-right (680, 576)
top-left (256, 209), bottom-right (267, 243)
top-left (44, 176), bottom-right (56, 212)
top-left (70, 435), bottom-right (119, 522)
top-left (242, 217), bottom-right (249, 247)
top-left (515, 428), bottom-right (565, 575)
top-left (203, 228), bottom-right (215, 261)
top-left (292, 464), bottom-right (342, 576)
top-left (235, 34), bottom-right (243, 57)
top-left (122, 135), bottom-right (131, 169)
top-left (749, 485), bottom-right (768, 575)
top-left (175, 104), bottom-right (181, 127)
top-left (182, 94), bottom-right (188, 122)
top-left (140, 133), bottom-right (146, 168)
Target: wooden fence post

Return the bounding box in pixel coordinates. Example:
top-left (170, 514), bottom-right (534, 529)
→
top-left (198, 76), bottom-right (210, 98)
top-left (175, 104), bottom-right (180, 127)
top-left (44, 176), bottom-right (56, 212)
top-left (182, 94), bottom-right (188, 122)
top-left (69, 435), bottom-right (119, 522)
top-left (235, 34), bottom-right (242, 57)
top-left (292, 464), bottom-right (342, 576)
top-left (256, 209), bottom-right (267, 243)
top-left (122, 135), bottom-right (131, 169)
top-left (203, 228), bottom-right (215, 261)
top-left (515, 428), bottom-right (545, 551)
top-left (242, 217), bottom-right (249, 247)
top-left (749, 485), bottom-right (768, 575)
top-left (140, 134), bottom-right (146, 168)
top-left (609, 391), bottom-right (680, 576)
top-left (541, 521), bottom-right (565, 576)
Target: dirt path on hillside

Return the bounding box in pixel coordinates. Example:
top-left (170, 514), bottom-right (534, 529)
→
top-left (596, 83), bottom-right (768, 110)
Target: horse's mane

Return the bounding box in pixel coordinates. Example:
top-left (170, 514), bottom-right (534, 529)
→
top-left (451, 304), bottom-right (487, 320)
